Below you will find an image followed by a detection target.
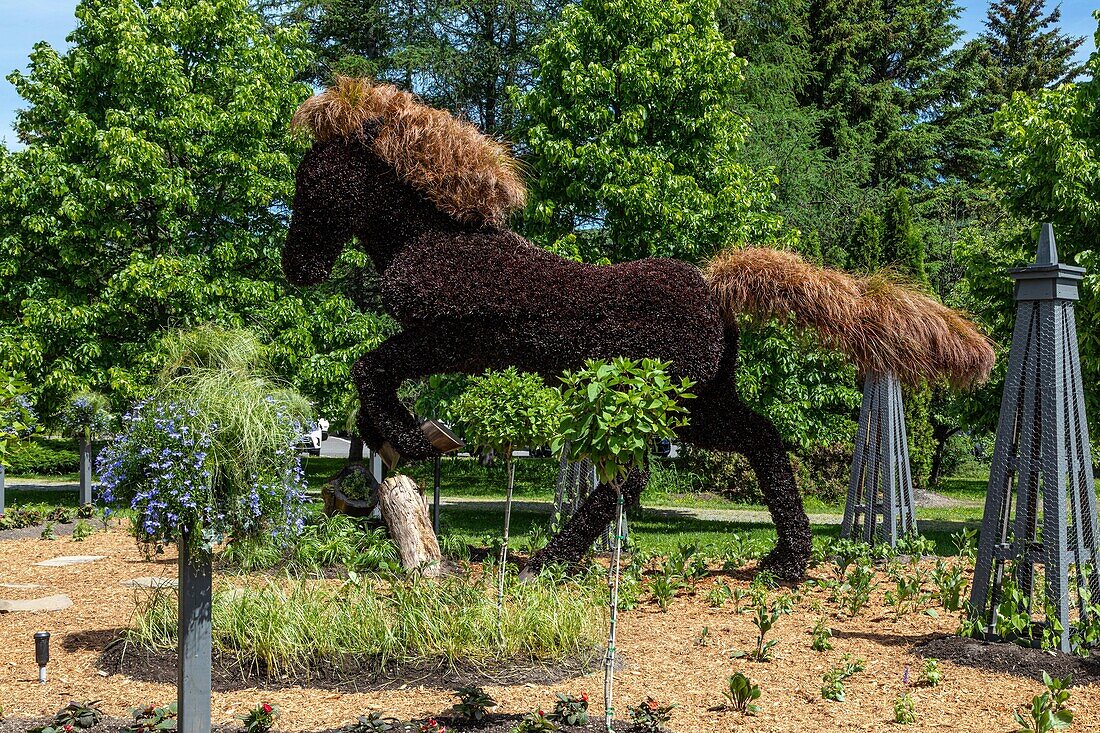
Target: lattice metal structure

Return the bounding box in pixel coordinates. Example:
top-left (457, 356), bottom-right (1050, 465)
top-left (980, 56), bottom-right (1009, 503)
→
top-left (553, 445), bottom-right (625, 551)
top-left (969, 224), bottom-right (1100, 653)
top-left (840, 371), bottom-right (917, 546)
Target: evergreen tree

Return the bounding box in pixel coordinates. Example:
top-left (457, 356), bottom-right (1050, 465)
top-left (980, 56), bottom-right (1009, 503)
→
top-left (800, 0), bottom-right (964, 187)
top-left (982, 0), bottom-right (1085, 96)
top-left (847, 208), bottom-right (884, 271)
top-left (882, 189), bottom-right (926, 283)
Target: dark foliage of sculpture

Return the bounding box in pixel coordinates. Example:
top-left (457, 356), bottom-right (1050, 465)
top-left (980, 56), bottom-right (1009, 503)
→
top-left (283, 77), bottom-right (994, 579)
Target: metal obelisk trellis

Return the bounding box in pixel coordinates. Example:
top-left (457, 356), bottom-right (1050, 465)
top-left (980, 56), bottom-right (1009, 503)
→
top-left (840, 371), bottom-right (917, 546)
top-left (968, 224), bottom-right (1100, 653)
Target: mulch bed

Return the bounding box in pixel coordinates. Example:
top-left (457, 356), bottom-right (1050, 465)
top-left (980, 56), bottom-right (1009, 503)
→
top-left (98, 640), bottom-right (600, 693)
top-left (0, 520), bottom-right (78, 542)
top-left (0, 718), bottom-right (643, 733)
top-left (3, 527), bottom-right (1100, 732)
top-left (918, 634), bottom-right (1100, 685)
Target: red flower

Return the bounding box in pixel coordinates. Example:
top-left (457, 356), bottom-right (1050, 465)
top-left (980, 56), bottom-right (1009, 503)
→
top-left (262, 704), bottom-right (273, 714)
top-left (64, 726), bottom-right (73, 732)
top-left (646, 698), bottom-right (660, 711)
top-left (581, 693), bottom-right (589, 702)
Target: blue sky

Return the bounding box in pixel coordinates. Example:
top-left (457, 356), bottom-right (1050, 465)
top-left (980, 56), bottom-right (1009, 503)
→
top-left (0, 1), bottom-right (1097, 148)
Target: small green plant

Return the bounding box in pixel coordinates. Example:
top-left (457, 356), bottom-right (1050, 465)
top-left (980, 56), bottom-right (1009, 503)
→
top-left (550, 692), bottom-right (588, 725)
top-left (885, 566), bottom-right (927, 619)
top-left (1013, 672), bottom-right (1073, 732)
top-left (30, 701), bottom-right (105, 733)
top-left (835, 561), bottom-right (875, 616)
top-left (695, 626), bottom-right (711, 647)
top-left (650, 573), bottom-right (679, 611)
top-left (345, 712), bottom-right (401, 733)
top-left (127, 703), bottom-right (177, 733)
top-left (821, 655), bottom-right (866, 701)
top-left (731, 595), bottom-right (786, 661)
top-left (627, 697), bottom-right (676, 733)
top-left (510, 710), bottom-right (557, 733)
top-left (951, 528), bottom-right (978, 560)
top-left (932, 560), bottom-right (966, 611)
top-left (707, 580), bottom-right (733, 608)
top-left (71, 520), bottom-right (94, 542)
top-left (40, 521), bottom-right (57, 540)
top-left (722, 672), bottom-right (761, 715)
top-left (811, 617), bottom-right (833, 652)
top-left (240, 703), bottom-right (277, 733)
top-left (454, 686), bottom-right (496, 722)
top-left (894, 692), bottom-right (917, 724)
top-left (917, 659), bottom-right (942, 687)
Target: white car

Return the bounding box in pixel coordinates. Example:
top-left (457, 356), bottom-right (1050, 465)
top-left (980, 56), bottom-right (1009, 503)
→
top-left (297, 418), bottom-right (329, 456)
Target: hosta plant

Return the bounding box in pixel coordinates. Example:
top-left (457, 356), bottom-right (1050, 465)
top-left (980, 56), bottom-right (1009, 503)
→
top-left (723, 672), bottom-right (761, 715)
top-left (454, 686), bottom-right (496, 722)
top-left (627, 697), bottom-right (676, 733)
top-left (551, 692), bottom-right (588, 725)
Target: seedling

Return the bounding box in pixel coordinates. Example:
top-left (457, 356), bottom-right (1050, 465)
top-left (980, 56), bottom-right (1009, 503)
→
top-left (1013, 673), bottom-right (1073, 733)
top-left (917, 659), bottom-right (942, 687)
top-left (550, 692), bottom-right (588, 725)
top-left (811, 617), bottom-right (833, 652)
top-left (821, 655), bottom-right (866, 701)
top-left (454, 685), bottom-right (496, 722)
top-left (723, 672), bottom-right (761, 715)
top-left (894, 692), bottom-right (917, 724)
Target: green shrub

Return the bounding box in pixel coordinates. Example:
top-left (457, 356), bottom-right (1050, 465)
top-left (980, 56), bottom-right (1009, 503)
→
top-left (677, 443), bottom-right (851, 503)
top-left (4, 438), bottom-right (79, 475)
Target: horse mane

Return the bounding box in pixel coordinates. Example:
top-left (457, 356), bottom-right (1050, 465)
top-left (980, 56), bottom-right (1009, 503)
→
top-left (291, 76), bottom-right (526, 227)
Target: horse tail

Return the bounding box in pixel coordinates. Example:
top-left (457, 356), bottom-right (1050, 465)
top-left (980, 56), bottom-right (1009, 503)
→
top-left (702, 247), bottom-right (995, 387)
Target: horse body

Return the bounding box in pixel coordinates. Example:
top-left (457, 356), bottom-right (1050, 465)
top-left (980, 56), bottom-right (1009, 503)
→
top-left (283, 79), bottom-right (994, 580)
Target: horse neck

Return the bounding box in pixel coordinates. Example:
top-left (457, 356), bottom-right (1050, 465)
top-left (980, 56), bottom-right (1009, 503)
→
top-left (357, 195), bottom-right (471, 273)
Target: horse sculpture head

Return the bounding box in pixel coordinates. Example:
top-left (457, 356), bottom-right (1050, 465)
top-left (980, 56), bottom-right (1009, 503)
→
top-left (282, 77), bottom-right (527, 285)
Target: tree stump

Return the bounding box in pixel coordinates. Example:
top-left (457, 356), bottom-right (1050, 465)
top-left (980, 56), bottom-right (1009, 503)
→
top-left (321, 463), bottom-right (379, 517)
top-left (378, 474), bottom-right (442, 577)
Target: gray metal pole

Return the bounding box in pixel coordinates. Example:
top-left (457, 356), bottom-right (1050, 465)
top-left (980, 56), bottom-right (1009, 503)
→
top-left (0, 463), bottom-right (5, 515)
top-left (79, 438), bottom-right (92, 506)
top-left (177, 538), bottom-right (212, 733)
top-left (433, 455), bottom-right (441, 534)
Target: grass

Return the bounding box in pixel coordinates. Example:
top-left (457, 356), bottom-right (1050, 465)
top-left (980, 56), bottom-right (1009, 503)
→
top-left (130, 570), bottom-right (606, 677)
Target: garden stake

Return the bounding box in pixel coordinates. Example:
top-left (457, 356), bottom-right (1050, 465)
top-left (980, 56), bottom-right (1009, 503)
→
top-left (178, 535), bottom-right (212, 733)
top-left (604, 487), bottom-right (625, 732)
top-left (79, 436), bottom-right (93, 506)
top-left (498, 452), bottom-right (516, 608)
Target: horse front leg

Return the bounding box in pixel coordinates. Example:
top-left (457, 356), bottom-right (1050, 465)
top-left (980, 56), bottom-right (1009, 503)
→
top-left (521, 466), bottom-right (649, 579)
top-left (351, 325), bottom-right (500, 462)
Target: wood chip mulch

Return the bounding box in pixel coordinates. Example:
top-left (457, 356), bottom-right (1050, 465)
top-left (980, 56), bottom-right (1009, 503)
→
top-left (2, 527), bottom-right (1099, 732)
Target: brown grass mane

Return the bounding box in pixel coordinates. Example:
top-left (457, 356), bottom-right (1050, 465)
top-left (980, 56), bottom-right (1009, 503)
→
top-left (704, 247), bottom-right (995, 387)
top-left (292, 76), bottom-right (526, 227)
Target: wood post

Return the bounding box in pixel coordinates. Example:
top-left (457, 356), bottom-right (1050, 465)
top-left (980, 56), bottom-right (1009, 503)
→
top-left (378, 475), bottom-right (442, 577)
top-left (177, 538), bottom-right (212, 733)
top-left (79, 438), bottom-right (93, 506)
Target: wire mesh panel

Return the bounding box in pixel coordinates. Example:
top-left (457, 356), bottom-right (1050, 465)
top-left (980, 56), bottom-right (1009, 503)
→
top-left (840, 371), bottom-right (917, 546)
top-left (553, 444), bottom-right (627, 551)
top-left (969, 224), bottom-right (1100, 653)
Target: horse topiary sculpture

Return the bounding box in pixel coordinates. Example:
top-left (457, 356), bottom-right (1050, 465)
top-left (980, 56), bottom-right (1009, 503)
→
top-left (282, 77), bottom-right (994, 579)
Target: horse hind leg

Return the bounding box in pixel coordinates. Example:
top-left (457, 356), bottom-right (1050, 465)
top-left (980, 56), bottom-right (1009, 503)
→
top-left (684, 390), bottom-right (812, 581)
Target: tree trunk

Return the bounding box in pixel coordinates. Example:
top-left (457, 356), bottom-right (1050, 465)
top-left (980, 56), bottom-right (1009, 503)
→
top-left (348, 435), bottom-right (365, 463)
top-left (929, 426), bottom-right (960, 488)
top-left (378, 474), bottom-right (442, 577)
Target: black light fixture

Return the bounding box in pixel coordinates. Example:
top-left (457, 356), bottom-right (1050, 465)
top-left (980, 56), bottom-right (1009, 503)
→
top-left (34, 631), bottom-right (50, 683)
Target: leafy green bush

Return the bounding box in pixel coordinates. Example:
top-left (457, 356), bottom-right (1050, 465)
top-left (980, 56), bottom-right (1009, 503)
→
top-left (677, 442), bottom-right (852, 503)
top-left (4, 438), bottom-right (80, 475)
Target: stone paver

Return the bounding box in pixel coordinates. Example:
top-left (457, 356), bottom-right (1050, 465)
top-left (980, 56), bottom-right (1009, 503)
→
top-left (0, 593), bottom-right (73, 612)
top-left (34, 555), bottom-right (106, 567)
top-left (0, 583), bottom-right (42, 590)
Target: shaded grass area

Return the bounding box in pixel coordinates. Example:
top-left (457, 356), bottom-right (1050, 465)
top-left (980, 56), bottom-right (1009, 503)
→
top-left (438, 504), bottom-right (977, 558)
